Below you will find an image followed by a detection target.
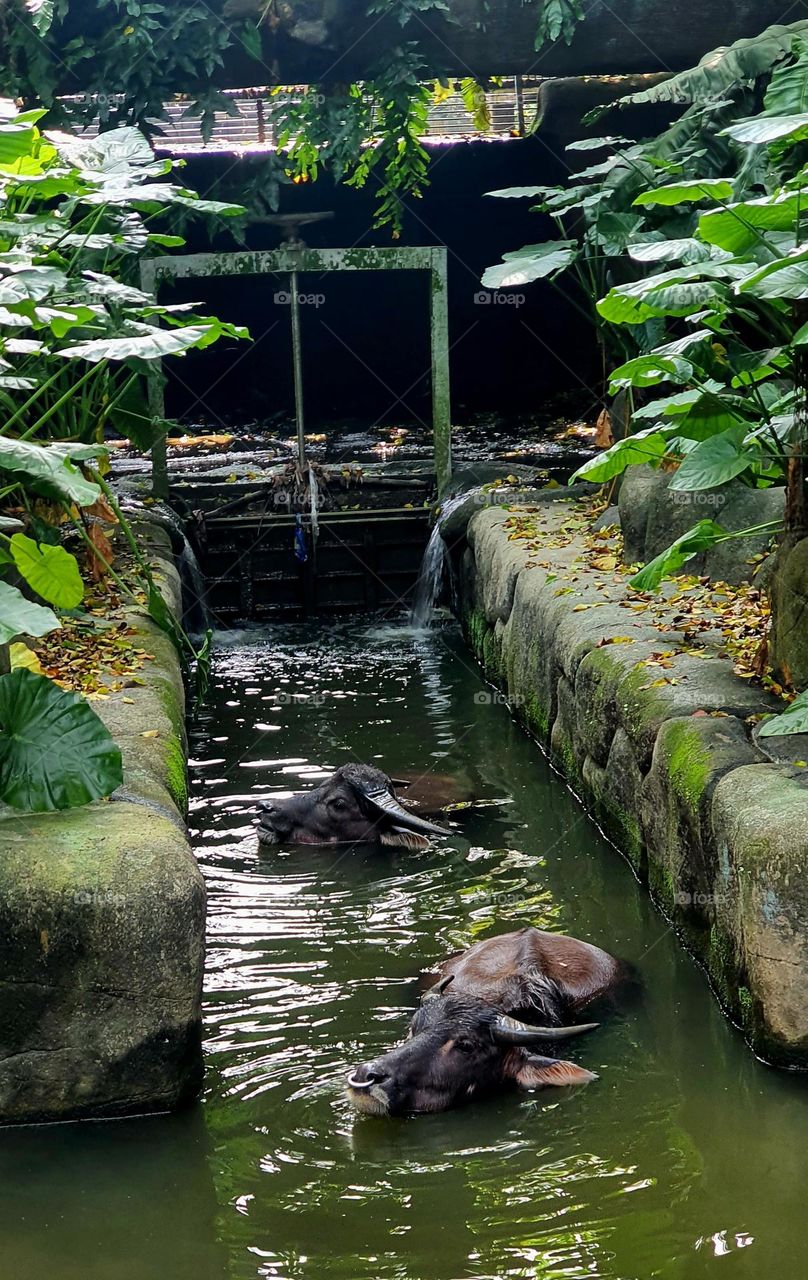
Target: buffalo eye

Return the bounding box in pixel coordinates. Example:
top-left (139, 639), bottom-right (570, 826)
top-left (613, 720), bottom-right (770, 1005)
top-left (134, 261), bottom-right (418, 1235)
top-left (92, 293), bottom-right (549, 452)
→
top-left (329, 797), bottom-right (348, 811)
top-left (453, 1038), bottom-right (475, 1054)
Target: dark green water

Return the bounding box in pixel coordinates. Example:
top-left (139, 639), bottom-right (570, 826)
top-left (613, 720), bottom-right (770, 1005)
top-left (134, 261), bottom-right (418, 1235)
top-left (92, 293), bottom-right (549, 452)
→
top-left (1, 619), bottom-right (806, 1280)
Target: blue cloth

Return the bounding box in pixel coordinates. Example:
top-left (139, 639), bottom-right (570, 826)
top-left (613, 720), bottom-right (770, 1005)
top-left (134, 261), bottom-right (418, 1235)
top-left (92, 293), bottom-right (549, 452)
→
top-left (294, 516), bottom-right (308, 564)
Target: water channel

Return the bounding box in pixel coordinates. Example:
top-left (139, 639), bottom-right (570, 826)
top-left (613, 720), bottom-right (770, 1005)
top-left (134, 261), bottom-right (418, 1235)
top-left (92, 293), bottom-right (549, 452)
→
top-left (0, 619), bottom-right (805, 1280)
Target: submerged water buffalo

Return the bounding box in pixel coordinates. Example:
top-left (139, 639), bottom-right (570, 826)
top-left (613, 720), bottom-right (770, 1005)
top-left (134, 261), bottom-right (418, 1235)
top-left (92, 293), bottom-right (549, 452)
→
top-left (257, 764), bottom-right (452, 849)
top-left (346, 927), bottom-right (628, 1116)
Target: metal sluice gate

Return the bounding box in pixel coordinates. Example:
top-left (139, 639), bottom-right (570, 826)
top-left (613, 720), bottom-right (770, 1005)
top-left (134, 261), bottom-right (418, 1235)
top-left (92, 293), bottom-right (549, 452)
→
top-left (141, 229), bottom-right (449, 619)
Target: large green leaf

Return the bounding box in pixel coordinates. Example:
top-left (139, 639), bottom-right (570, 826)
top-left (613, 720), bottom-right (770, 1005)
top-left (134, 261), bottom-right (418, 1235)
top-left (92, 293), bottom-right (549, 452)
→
top-left (613, 21), bottom-right (808, 108)
top-left (0, 122), bottom-right (38, 166)
top-left (699, 192), bottom-right (801, 253)
top-left (759, 689), bottom-right (808, 736)
top-left (481, 241), bottom-right (577, 289)
top-left (0, 580), bottom-right (59, 646)
top-left (608, 353), bottom-right (693, 392)
top-left (9, 533), bottom-right (84, 608)
top-left (737, 252), bottom-right (808, 300)
top-left (585, 212), bottom-right (644, 255)
top-left (721, 114), bottom-right (808, 146)
top-left (569, 429), bottom-right (668, 483)
top-left (58, 325), bottom-right (219, 362)
top-left (0, 669), bottom-right (122, 811)
top-left (668, 427), bottom-right (757, 491)
top-left (632, 384), bottom-right (724, 421)
top-left (54, 126), bottom-right (156, 175)
top-left (0, 438), bottom-right (103, 506)
top-left (630, 520), bottom-right (727, 591)
top-left (764, 52), bottom-right (808, 114)
top-left (633, 178), bottom-right (733, 207)
top-left (485, 186), bottom-right (557, 199)
top-left (628, 238), bottom-right (723, 265)
top-left (0, 265), bottom-right (66, 304)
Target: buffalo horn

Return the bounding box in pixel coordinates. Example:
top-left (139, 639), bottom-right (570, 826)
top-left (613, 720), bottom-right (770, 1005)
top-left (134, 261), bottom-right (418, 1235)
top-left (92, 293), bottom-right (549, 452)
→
top-left (492, 1015), bottom-right (599, 1045)
top-left (361, 786), bottom-right (451, 837)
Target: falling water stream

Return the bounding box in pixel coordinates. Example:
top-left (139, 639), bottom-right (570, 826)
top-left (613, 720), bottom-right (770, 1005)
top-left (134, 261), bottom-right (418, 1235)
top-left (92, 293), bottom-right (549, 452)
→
top-left (0, 618), bottom-right (806, 1280)
top-left (410, 495), bottom-right (467, 626)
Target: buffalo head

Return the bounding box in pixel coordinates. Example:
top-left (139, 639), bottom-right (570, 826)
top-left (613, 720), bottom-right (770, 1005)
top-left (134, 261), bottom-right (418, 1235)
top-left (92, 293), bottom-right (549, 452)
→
top-left (258, 763), bottom-right (451, 849)
top-left (346, 989), bottom-right (598, 1116)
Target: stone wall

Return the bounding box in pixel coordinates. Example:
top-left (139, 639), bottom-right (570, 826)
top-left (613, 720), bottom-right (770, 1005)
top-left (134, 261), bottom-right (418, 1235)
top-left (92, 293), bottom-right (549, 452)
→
top-left (0, 521), bottom-right (205, 1124)
top-left (455, 496), bottom-right (808, 1069)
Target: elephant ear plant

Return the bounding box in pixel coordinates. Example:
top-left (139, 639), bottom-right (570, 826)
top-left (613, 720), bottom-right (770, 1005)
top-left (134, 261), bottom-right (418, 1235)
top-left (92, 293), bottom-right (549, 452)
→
top-left (0, 104), bottom-right (248, 812)
top-left (482, 20), bottom-right (808, 732)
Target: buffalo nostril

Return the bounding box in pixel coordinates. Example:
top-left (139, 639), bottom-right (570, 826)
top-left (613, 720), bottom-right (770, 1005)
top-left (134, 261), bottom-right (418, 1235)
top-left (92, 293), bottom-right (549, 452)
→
top-left (347, 1065), bottom-right (389, 1089)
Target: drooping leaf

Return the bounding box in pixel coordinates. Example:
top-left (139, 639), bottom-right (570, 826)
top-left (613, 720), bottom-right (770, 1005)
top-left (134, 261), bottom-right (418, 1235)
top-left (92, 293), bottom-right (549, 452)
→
top-left (737, 252), bottom-right (808, 300)
top-left (569, 429), bottom-right (668, 484)
top-left (764, 51), bottom-right (808, 115)
top-left (628, 238), bottom-right (724, 265)
top-left (759, 689), bottom-right (808, 737)
top-left (613, 21), bottom-right (808, 108)
top-left (0, 580), bottom-right (60, 646)
top-left (565, 135), bottom-right (632, 151)
top-left (0, 437), bottom-right (104, 506)
top-left (9, 533), bottom-right (84, 608)
top-left (721, 113), bottom-right (808, 146)
top-left (481, 241), bottom-right (577, 289)
top-left (0, 669), bottom-right (122, 811)
top-left (630, 520), bottom-right (727, 592)
top-left (58, 325), bottom-right (220, 362)
top-left (24, 1), bottom-right (56, 35)
top-left (486, 185), bottom-right (563, 199)
top-left (699, 192), bottom-right (801, 253)
top-left (668, 427), bottom-right (758, 491)
top-left (633, 178), bottom-right (734, 207)
top-left (608, 353), bottom-right (694, 392)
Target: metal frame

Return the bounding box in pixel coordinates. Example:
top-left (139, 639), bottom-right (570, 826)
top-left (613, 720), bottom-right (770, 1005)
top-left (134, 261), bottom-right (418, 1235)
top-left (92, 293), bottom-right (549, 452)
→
top-left (139, 245), bottom-right (452, 498)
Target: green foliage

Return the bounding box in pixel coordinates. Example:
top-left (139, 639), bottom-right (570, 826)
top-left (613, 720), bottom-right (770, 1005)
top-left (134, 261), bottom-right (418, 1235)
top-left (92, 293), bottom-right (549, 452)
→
top-left (0, 668), bottom-right (123, 811)
top-left (0, 106), bottom-right (242, 813)
top-left (0, 0), bottom-right (583, 235)
top-left (9, 532), bottom-right (83, 607)
top-left (484, 19), bottom-right (808, 589)
top-left (533, 0), bottom-right (585, 48)
top-left (0, 577), bottom-right (59, 645)
top-left (759, 688), bottom-right (808, 735)
top-left (629, 520), bottom-right (728, 592)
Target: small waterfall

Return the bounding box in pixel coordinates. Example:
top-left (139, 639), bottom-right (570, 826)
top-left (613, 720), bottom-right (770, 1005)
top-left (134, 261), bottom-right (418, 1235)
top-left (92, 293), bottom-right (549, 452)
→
top-left (410, 494), bottom-right (466, 627)
top-left (178, 535), bottom-right (210, 638)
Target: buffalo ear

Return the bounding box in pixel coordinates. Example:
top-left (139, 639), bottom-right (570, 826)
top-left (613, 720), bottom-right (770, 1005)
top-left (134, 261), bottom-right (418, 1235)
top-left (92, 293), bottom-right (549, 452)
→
top-left (512, 1053), bottom-right (597, 1089)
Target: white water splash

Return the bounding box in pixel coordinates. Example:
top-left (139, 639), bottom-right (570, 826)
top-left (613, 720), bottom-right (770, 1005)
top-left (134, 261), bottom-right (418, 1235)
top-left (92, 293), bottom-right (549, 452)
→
top-left (409, 494), bottom-right (467, 628)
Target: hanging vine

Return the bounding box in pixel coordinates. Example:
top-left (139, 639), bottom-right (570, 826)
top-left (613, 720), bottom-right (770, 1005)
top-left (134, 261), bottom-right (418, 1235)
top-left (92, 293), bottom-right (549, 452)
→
top-left (2, 0), bottom-right (575, 234)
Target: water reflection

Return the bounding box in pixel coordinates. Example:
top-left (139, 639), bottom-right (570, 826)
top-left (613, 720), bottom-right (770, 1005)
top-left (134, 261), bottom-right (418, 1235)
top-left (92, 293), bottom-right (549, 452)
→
top-left (4, 619), bottom-right (801, 1280)
top-left (180, 620), bottom-right (808, 1280)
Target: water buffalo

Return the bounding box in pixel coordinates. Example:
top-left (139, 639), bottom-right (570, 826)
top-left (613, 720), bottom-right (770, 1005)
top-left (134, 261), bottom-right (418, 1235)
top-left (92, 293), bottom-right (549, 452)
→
top-left (346, 927), bottom-right (628, 1116)
top-left (257, 763), bottom-right (452, 849)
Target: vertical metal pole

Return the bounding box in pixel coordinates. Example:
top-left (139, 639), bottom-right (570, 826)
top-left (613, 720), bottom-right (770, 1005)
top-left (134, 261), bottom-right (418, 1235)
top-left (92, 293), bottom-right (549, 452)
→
top-left (514, 75), bottom-right (526, 137)
top-left (290, 266), bottom-right (306, 469)
top-left (140, 262), bottom-right (169, 500)
top-left (430, 249), bottom-right (452, 495)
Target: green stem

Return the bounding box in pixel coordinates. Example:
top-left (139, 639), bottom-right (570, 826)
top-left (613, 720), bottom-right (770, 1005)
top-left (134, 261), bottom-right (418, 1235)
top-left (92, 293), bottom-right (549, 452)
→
top-left (18, 361), bottom-right (108, 441)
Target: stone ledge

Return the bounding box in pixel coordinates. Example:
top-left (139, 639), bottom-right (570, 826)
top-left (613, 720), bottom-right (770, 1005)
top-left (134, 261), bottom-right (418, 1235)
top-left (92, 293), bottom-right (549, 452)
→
top-left (457, 500), bottom-right (808, 1068)
top-left (0, 517), bottom-right (205, 1124)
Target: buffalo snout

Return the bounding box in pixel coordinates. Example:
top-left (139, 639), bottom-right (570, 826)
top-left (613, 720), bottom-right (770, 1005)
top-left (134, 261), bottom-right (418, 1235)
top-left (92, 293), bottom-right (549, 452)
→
top-left (346, 995), bottom-right (597, 1117)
